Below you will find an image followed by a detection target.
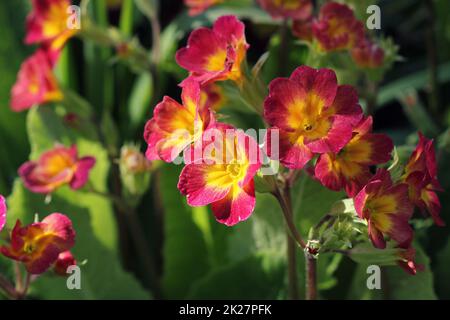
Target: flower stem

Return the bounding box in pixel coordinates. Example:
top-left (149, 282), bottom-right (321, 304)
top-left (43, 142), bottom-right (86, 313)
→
top-left (305, 252), bottom-right (317, 300)
top-left (274, 188), bottom-right (306, 249)
top-left (273, 179), bottom-right (306, 300)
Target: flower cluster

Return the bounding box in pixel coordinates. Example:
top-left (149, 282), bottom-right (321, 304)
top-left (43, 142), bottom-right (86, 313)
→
top-left (10, 0), bottom-right (78, 111)
top-left (144, 14), bottom-right (443, 268)
top-left (256, 1), bottom-right (385, 69)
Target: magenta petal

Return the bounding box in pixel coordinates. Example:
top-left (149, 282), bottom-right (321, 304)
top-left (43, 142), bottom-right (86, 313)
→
top-left (178, 164), bottom-right (231, 206)
top-left (211, 181), bottom-right (255, 226)
top-left (0, 195), bottom-right (6, 232)
top-left (70, 157), bottom-right (96, 189)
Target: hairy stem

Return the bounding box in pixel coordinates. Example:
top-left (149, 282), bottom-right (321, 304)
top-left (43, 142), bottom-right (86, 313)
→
top-left (305, 252), bottom-right (317, 300)
top-left (274, 180), bottom-right (306, 300)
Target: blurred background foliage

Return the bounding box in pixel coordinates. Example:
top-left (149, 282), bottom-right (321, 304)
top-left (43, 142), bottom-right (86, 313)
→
top-left (0, 0), bottom-right (449, 299)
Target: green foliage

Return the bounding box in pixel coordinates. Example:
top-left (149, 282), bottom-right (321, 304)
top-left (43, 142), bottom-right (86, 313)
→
top-left (5, 105), bottom-right (150, 299)
top-left (348, 244), bottom-right (437, 300)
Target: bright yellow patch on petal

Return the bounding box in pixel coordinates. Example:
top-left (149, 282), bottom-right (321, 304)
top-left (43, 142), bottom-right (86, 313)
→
top-left (20, 226), bottom-right (60, 261)
top-left (287, 92), bottom-right (332, 140)
top-left (339, 137), bottom-right (372, 164)
top-left (330, 156), bottom-right (363, 179)
top-left (42, 2), bottom-right (70, 38)
top-left (204, 136), bottom-right (250, 189)
top-left (366, 195), bottom-right (398, 232)
top-left (206, 49), bottom-right (227, 72)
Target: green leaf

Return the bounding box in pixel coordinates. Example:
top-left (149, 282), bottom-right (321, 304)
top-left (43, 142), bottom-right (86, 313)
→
top-left (348, 244), bottom-right (437, 299)
top-left (187, 252), bottom-right (285, 299)
top-left (3, 105), bottom-right (150, 299)
top-left (0, 0), bottom-right (30, 194)
top-left (159, 165), bottom-right (211, 298)
top-left (292, 174), bottom-right (345, 236)
top-left (7, 182), bottom-right (150, 299)
top-left (435, 236), bottom-right (450, 298)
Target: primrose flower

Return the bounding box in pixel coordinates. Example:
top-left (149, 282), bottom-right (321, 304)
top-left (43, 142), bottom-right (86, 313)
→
top-left (351, 39), bottom-right (385, 68)
top-left (185, 0), bottom-right (224, 16)
top-left (144, 79), bottom-right (214, 163)
top-left (264, 66), bottom-right (363, 169)
top-left (402, 133), bottom-right (444, 226)
top-left (25, 0), bottom-right (78, 52)
top-left (176, 15), bottom-right (249, 85)
top-left (257, 0), bottom-right (313, 20)
top-left (19, 145), bottom-right (96, 194)
top-left (200, 83), bottom-right (226, 112)
top-left (10, 49), bottom-right (63, 112)
top-left (0, 195), bottom-right (6, 233)
top-left (178, 127), bottom-right (262, 226)
top-left (315, 116), bottom-right (393, 197)
top-left (354, 169), bottom-right (414, 249)
top-left (1, 213), bottom-right (76, 275)
top-left (311, 2), bottom-right (364, 52)
top-left (54, 250), bottom-right (77, 276)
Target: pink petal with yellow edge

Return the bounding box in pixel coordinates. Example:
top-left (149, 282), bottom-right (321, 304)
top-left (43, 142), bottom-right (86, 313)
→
top-left (211, 180), bottom-right (255, 226)
top-left (178, 164), bottom-right (232, 206)
top-left (314, 153), bottom-right (345, 192)
top-left (70, 156), bottom-right (96, 189)
top-left (0, 195), bottom-right (6, 232)
top-left (180, 78), bottom-right (201, 114)
top-left (175, 28), bottom-right (226, 74)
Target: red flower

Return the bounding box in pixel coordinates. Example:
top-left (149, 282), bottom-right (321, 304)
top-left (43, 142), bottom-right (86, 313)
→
top-left (10, 49), bottom-right (62, 112)
top-left (184, 0), bottom-right (224, 16)
top-left (178, 127), bottom-right (262, 226)
top-left (351, 39), bottom-right (385, 68)
top-left (315, 116), bottom-right (393, 197)
top-left (0, 195), bottom-right (6, 233)
top-left (1, 213), bottom-right (76, 275)
top-left (354, 169), bottom-right (414, 249)
top-left (54, 250), bottom-right (77, 276)
top-left (403, 133), bottom-right (444, 226)
top-left (257, 0), bottom-right (313, 20)
top-left (144, 79), bottom-right (214, 163)
top-left (312, 2), bottom-right (364, 52)
top-left (19, 145), bottom-right (96, 194)
top-left (264, 66), bottom-right (362, 169)
top-left (176, 15), bottom-right (249, 85)
top-left (26, 0), bottom-right (77, 52)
